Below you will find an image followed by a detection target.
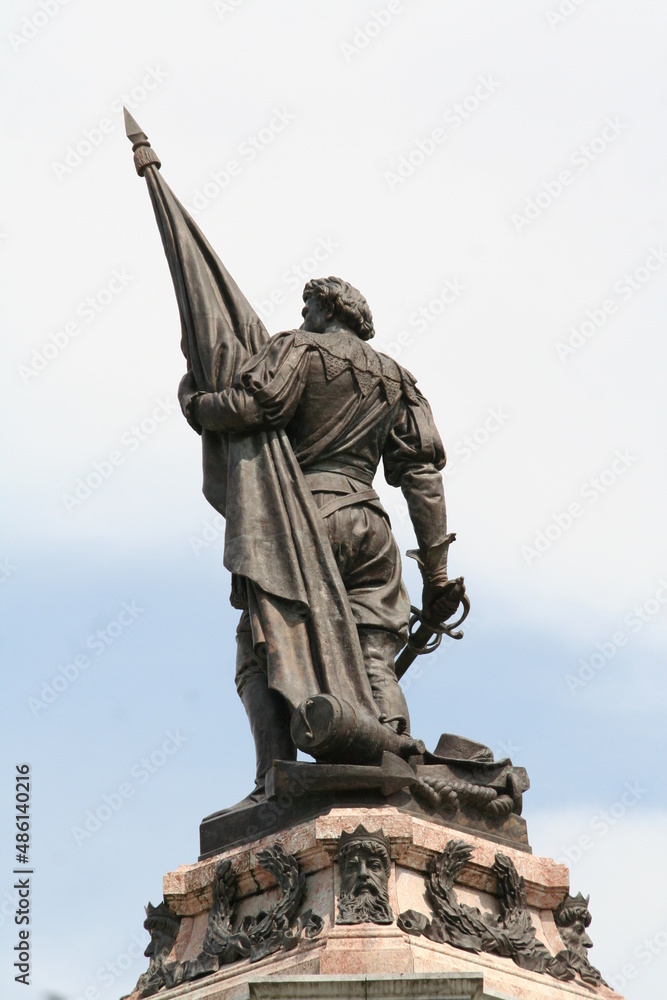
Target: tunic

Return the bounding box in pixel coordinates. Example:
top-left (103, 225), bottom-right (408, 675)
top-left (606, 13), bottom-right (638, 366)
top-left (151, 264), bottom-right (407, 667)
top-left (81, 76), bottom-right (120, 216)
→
top-left (187, 328), bottom-right (448, 639)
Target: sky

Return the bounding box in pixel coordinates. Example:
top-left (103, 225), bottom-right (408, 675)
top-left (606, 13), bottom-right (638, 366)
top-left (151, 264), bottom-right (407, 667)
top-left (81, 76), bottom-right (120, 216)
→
top-left (2, 1), bottom-right (666, 997)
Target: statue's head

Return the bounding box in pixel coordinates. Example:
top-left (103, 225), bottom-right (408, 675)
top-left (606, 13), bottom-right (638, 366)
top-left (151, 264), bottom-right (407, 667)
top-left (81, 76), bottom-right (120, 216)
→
top-left (336, 824), bottom-right (393, 924)
top-left (143, 901), bottom-right (180, 960)
top-left (554, 892), bottom-right (594, 956)
top-left (301, 277), bottom-right (375, 340)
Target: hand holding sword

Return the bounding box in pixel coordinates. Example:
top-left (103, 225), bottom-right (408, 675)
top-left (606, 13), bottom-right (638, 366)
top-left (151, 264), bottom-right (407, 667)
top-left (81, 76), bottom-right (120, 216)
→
top-left (395, 532), bottom-right (470, 681)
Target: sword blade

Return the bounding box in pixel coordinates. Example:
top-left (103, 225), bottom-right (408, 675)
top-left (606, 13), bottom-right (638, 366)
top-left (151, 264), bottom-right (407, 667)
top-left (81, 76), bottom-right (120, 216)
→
top-left (394, 621), bottom-right (434, 681)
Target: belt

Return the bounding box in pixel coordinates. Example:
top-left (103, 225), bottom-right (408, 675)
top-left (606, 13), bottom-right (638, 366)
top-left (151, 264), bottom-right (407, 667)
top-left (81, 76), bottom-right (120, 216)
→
top-left (317, 489), bottom-right (380, 519)
top-left (304, 470), bottom-right (373, 492)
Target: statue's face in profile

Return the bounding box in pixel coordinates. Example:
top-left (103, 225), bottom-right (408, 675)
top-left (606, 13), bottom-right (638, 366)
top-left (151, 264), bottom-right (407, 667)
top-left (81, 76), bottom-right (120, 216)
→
top-left (144, 926), bottom-right (170, 960)
top-left (300, 295), bottom-right (331, 334)
top-left (337, 840), bottom-right (393, 925)
top-left (560, 919), bottom-right (593, 956)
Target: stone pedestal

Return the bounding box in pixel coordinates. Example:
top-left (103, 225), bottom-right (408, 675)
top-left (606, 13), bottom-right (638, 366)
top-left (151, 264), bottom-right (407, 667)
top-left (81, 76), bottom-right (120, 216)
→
top-left (123, 807), bottom-right (624, 1000)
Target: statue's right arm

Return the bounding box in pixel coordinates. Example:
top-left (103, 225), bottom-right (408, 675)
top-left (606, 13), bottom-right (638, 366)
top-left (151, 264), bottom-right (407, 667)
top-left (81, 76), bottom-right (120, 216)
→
top-left (191, 386), bottom-right (267, 432)
top-left (178, 370), bottom-right (268, 432)
top-left (178, 331), bottom-right (308, 434)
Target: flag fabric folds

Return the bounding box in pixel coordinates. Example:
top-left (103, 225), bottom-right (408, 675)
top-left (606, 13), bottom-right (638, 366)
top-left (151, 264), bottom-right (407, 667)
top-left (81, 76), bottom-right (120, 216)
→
top-left (130, 126), bottom-right (379, 718)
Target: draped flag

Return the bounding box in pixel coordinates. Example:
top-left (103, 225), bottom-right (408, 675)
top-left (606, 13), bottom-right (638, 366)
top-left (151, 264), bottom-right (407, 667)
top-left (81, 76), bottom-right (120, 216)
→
top-left (124, 110), bottom-right (379, 718)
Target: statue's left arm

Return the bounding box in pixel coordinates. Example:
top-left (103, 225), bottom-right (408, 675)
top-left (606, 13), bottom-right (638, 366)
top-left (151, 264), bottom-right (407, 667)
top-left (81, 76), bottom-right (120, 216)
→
top-left (384, 387), bottom-right (465, 627)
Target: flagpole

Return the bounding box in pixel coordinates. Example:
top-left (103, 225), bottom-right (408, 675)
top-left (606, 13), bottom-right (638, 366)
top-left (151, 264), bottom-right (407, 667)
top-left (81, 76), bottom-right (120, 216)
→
top-left (123, 107), bottom-right (161, 177)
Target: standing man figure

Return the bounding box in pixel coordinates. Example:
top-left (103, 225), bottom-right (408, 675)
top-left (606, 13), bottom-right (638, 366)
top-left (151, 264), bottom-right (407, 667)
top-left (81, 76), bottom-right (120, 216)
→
top-left (179, 277), bottom-right (464, 802)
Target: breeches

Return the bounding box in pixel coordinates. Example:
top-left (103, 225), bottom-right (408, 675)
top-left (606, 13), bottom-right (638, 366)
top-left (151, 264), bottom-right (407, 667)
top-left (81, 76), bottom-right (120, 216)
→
top-left (235, 497), bottom-right (410, 697)
top-left (313, 494), bottom-right (410, 638)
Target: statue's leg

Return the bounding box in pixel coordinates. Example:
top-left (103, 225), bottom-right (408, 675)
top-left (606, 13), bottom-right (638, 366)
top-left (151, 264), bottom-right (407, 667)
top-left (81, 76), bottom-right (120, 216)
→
top-left (321, 497), bottom-right (412, 735)
top-left (358, 627), bottom-right (411, 735)
top-left (235, 614), bottom-right (297, 800)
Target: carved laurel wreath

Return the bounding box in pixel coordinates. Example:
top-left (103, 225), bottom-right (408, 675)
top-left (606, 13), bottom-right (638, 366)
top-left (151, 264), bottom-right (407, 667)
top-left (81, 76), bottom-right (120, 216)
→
top-left (136, 844), bottom-right (322, 996)
top-left (397, 839), bottom-right (604, 988)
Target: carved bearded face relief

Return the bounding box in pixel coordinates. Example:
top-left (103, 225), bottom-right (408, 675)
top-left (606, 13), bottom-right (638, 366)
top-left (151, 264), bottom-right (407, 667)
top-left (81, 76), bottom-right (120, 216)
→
top-left (336, 826), bottom-right (393, 925)
top-left (559, 919), bottom-right (594, 956)
top-left (341, 844), bottom-right (386, 895)
top-left (554, 893), bottom-right (596, 962)
top-left (144, 925), bottom-right (174, 961)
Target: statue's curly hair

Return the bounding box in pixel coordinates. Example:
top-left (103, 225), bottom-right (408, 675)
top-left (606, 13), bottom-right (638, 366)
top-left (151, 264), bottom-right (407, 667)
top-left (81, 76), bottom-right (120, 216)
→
top-left (303, 276), bottom-right (375, 340)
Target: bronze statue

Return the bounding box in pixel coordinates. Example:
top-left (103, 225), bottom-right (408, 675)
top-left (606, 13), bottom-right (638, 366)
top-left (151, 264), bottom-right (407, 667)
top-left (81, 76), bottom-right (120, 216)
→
top-left (120, 112), bottom-right (614, 1000)
top-left (178, 275), bottom-right (465, 803)
top-left (123, 109), bottom-right (471, 820)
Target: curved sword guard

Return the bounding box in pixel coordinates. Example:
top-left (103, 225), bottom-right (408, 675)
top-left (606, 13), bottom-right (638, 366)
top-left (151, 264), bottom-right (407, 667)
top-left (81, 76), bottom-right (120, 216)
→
top-left (438, 589), bottom-right (471, 640)
top-left (395, 589), bottom-right (470, 681)
top-left (406, 610), bottom-right (443, 656)
top-left (406, 586), bottom-right (471, 652)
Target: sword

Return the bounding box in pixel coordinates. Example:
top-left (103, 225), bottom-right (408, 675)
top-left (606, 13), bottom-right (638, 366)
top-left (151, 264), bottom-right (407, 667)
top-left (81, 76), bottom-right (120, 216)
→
top-left (394, 533), bottom-right (470, 681)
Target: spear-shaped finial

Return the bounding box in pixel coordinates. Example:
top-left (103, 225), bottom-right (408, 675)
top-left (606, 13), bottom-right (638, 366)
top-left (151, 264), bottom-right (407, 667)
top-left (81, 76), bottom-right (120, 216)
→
top-left (123, 107), bottom-right (161, 177)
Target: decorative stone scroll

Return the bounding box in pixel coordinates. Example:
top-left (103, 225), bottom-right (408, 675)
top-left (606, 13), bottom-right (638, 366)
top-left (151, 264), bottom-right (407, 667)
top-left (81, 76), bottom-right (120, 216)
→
top-left (130, 844), bottom-right (323, 997)
top-left (397, 839), bottom-right (604, 987)
top-left (411, 767), bottom-right (526, 820)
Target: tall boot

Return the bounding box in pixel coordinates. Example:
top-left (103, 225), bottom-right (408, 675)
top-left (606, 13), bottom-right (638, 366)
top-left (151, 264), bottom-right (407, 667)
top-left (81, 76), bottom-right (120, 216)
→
top-left (238, 668), bottom-right (297, 801)
top-left (358, 627), bottom-right (411, 735)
